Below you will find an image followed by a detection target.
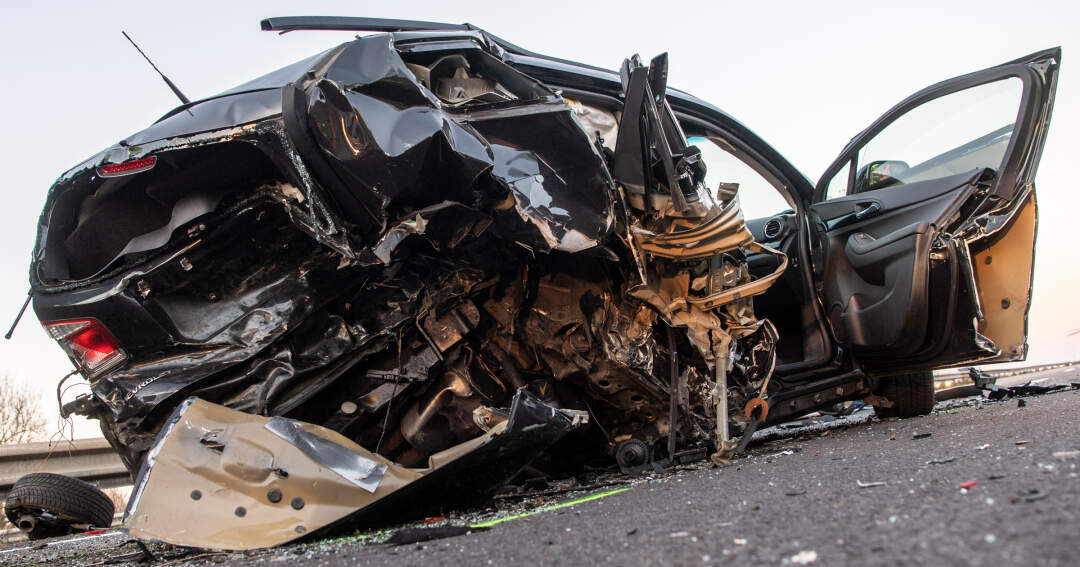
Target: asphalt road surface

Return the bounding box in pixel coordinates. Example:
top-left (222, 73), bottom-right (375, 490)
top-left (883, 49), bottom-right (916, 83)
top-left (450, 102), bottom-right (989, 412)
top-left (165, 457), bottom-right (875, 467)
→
top-left (4, 366), bottom-right (1078, 567)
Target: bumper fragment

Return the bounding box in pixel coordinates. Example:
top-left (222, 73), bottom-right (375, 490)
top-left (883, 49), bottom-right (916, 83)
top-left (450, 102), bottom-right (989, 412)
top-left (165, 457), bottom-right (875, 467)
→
top-left (124, 390), bottom-right (584, 550)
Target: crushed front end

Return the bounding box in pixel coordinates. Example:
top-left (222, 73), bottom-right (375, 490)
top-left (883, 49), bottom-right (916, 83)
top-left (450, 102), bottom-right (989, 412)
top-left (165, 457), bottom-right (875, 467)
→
top-left (31, 28), bottom-right (785, 548)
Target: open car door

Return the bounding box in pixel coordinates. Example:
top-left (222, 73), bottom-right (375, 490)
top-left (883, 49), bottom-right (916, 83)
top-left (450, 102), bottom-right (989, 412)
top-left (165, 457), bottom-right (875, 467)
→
top-left (809, 48), bottom-right (1059, 372)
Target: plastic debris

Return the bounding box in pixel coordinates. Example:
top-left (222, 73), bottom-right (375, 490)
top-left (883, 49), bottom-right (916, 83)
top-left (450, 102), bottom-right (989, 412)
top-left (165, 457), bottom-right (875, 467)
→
top-left (976, 444), bottom-right (991, 450)
top-left (857, 480), bottom-right (885, 488)
top-left (1052, 450), bottom-right (1080, 460)
top-left (789, 550), bottom-right (819, 565)
top-left (1011, 488), bottom-right (1049, 503)
top-left (927, 457), bottom-right (956, 465)
top-left (960, 481), bottom-right (978, 489)
top-left (912, 432), bottom-right (932, 439)
top-left (1015, 440), bottom-right (1031, 445)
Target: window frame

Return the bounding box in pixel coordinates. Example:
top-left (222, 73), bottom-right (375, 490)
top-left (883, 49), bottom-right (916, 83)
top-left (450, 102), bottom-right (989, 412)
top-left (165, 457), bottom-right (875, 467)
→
top-left (813, 62), bottom-right (1044, 204)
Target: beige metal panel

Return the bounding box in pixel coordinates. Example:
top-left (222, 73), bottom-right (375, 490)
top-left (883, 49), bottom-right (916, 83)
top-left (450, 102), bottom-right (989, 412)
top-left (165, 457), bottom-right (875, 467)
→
top-left (973, 193), bottom-right (1038, 361)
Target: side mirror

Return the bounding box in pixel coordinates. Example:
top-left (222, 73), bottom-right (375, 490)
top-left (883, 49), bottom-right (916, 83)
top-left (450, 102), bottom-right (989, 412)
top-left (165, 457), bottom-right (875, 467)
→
top-left (853, 160), bottom-right (910, 194)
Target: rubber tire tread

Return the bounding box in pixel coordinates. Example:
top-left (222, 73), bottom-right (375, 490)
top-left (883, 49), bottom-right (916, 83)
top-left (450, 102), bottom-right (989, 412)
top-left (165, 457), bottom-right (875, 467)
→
top-left (4, 472), bottom-right (115, 529)
top-left (874, 370), bottom-right (936, 418)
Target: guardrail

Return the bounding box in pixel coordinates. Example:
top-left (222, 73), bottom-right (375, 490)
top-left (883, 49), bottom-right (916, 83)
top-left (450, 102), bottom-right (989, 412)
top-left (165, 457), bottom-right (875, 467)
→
top-left (0, 438), bottom-right (129, 501)
top-left (935, 360), bottom-right (1076, 381)
top-left (933, 361), bottom-right (1078, 393)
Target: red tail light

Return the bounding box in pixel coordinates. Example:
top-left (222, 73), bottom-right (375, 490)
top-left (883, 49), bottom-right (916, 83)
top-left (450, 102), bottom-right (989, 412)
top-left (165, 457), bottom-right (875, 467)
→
top-left (97, 156), bottom-right (157, 177)
top-left (43, 319), bottom-right (126, 377)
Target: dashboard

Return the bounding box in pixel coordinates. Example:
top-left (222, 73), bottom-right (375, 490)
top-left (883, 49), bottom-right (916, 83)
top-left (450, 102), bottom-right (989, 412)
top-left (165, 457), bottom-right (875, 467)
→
top-left (747, 211), bottom-right (796, 245)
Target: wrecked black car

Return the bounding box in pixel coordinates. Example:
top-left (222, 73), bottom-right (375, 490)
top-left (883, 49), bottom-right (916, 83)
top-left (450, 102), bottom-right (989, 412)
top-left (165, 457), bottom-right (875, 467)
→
top-left (28, 17), bottom-right (1058, 549)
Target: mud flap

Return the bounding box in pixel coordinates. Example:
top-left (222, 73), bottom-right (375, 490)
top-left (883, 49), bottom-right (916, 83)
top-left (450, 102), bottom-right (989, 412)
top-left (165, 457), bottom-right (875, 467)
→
top-left (123, 390), bottom-right (585, 550)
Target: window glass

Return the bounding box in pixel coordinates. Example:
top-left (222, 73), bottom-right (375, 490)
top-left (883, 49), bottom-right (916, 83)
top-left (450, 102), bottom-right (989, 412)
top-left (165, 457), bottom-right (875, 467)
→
top-left (832, 77), bottom-right (1022, 198)
top-left (689, 137), bottom-right (792, 220)
top-left (824, 161), bottom-right (852, 200)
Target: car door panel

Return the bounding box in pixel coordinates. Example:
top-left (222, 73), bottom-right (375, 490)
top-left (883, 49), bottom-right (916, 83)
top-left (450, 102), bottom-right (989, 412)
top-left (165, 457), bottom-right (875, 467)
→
top-left (811, 172), bottom-right (981, 357)
top-left (809, 47), bottom-right (1058, 370)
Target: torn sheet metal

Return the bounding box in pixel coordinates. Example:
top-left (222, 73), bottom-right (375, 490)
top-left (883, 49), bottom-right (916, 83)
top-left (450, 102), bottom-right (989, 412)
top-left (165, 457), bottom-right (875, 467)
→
top-left (125, 391), bottom-right (585, 550)
top-left (264, 417), bottom-right (388, 492)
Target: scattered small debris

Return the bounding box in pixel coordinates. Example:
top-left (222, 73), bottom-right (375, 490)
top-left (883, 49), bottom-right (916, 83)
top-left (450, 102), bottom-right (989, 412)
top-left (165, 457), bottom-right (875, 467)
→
top-left (1015, 440), bottom-right (1031, 445)
top-left (789, 550), bottom-right (819, 565)
top-left (785, 490), bottom-right (807, 496)
top-left (1017, 398), bottom-right (1027, 408)
top-left (985, 533), bottom-right (997, 544)
top-left (734, 538), bottom-right (747, 545)
top-left (626, 528), bottom-right (638, 536)
top-left (912, 432), bottom-right (932, 440)
top-left (969, 367), bottom-right (1070, 399)
top-left (960, 481), bottom-right (978, 490)
top-left (670, 531), bottom-right (691, 538)
top-left (1052, 450), bottom-right (1080, 460)
top-left (1011, 488), bottom-right (1049, 503)
top-left (976, 444), bottom-right (991, 450)
top-left (857, 480), bottom-right (885, 488)
top-left (385, 526), bottom-right (490, 545)
top-left (926, 457), bottom-right (956, 465)
top-left (987, 474), bottom-right (1006, 481)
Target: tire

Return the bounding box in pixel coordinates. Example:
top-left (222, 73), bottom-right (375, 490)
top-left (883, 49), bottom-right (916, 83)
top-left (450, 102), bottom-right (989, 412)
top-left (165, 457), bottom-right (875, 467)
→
top-left (873, 370), bottom-right (935, 418)
top-left (4, 473), bottom-right (115, 539)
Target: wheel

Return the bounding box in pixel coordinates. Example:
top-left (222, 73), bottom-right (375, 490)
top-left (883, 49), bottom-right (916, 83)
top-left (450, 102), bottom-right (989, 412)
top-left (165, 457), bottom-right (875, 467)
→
top-left (873, 370), bottom-right (935, 418)
top-left (4, 473), bottom-right (115, 539)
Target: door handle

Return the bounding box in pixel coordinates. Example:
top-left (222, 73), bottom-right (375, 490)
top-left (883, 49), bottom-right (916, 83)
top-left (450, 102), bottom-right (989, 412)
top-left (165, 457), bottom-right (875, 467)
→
top-left (828, 201), bottom-right (881, 230)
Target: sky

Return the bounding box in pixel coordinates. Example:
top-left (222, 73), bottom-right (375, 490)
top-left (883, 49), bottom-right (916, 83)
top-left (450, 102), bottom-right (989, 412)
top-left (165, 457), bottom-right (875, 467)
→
top-left (0, 0), bottom-right (1076, 439)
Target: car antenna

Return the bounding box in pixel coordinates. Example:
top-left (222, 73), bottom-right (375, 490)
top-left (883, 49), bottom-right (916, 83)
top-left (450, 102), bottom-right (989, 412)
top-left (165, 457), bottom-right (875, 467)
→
top-left (4, 289), bottom-right (32, 340)
top-left (121, 31), bottom-right (190, 105)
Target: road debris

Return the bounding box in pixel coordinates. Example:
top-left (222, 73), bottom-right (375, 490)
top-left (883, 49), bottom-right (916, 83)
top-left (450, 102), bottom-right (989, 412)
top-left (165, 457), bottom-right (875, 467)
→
top-left (970, 368), bottom-right (1072, 400)
top-left (1011, 488), bottom-right (1049, 503)
top-left (385, 526), bottom-right (489, 545)
top-left (913, 432), bottom-right (932, 440)
top-left (926, 457), bottom-right (956, 465)
top-left (857, 480), bottom-right (885, 488)
top-left (976, 444), bottom-right (991, 450)
top-left (1051, 450), bottom-right (1080, 460)
top-left (789, 550), bottom-right (819, 565)
top-left (1015, 440), bottom-right (1031, 445)
top-left (960, 481), bottom-right (978, 490)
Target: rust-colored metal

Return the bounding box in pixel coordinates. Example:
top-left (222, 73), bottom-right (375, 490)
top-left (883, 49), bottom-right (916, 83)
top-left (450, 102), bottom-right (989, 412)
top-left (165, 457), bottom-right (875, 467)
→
top-left (743, 397), bottom-right (769, 422)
